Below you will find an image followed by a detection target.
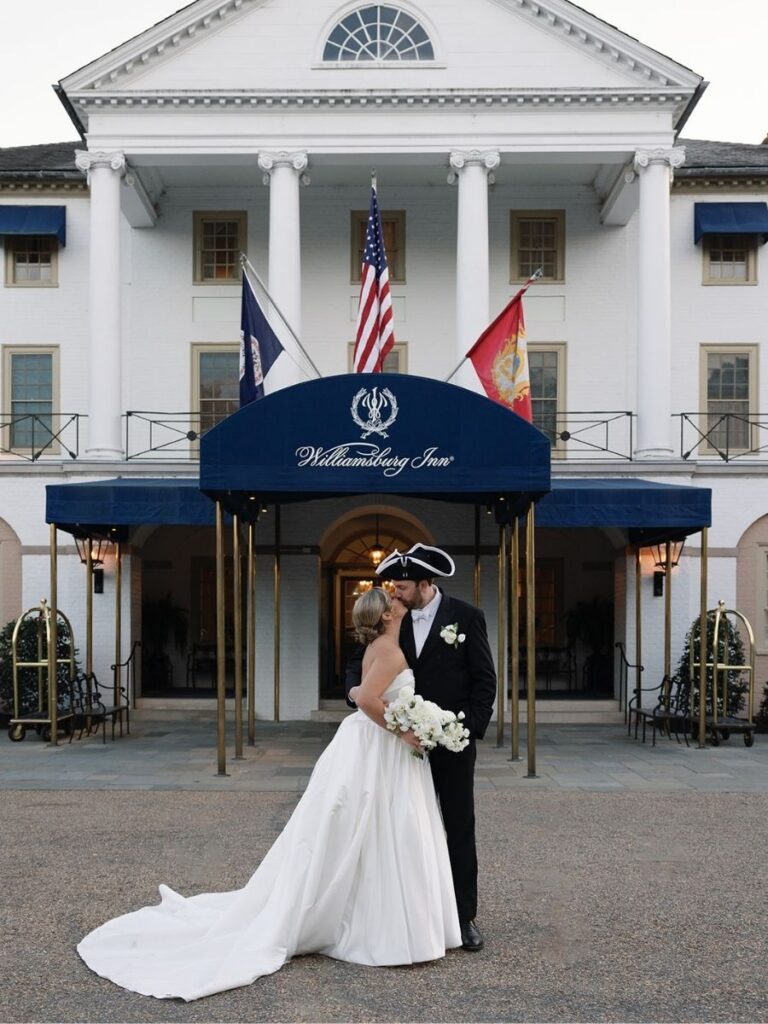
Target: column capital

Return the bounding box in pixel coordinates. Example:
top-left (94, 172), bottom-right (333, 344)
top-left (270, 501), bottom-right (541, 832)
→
top-left (75, 150), bottom-right (127, 176)
top-left (633, 146), bottom-right (685, 173)
top-left (449, 149), bottom-right (500, 173)
top-left (258, 151), bottom-right (309, 185)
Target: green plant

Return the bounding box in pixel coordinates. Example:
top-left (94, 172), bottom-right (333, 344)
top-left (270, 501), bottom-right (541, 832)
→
top-left (674, 614), bottom-right (748, 716)
top-left (756, 683), bottom-right (768, 732)
top-left (0, 615), bottom-right (80, 717)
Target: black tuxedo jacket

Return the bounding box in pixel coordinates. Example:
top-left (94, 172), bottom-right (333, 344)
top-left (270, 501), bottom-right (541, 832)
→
top-left (345, 591), bottom-right (497, 740)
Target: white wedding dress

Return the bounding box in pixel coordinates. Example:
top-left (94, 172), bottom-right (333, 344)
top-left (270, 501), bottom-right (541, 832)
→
top-left (77, 669), bottom-right (461, 1001)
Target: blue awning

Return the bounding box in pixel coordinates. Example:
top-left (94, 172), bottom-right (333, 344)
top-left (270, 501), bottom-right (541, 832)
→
top-left (46, 476), bottom-right (710, 545)
top-left (200, 373), bottom-right (552, 511)
top-left (0, 205), bottom-right (66, 246)
top-left (694, 202), bottom-right (768, 244)
top-left (535, 479), bottom-right (710, 543)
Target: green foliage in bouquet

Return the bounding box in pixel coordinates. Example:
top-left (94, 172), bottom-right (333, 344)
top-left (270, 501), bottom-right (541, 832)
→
top-left (0, 616), bottom-right (80, 718)
top-left (673, 614), bottom-right (748, 716)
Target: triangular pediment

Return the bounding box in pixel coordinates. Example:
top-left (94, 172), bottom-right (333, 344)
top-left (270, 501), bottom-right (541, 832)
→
top-left (60, 0), bottom-right (702, 99)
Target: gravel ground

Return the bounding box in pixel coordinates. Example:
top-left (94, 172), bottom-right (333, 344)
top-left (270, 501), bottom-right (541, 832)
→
top-left (2, 789), bottom-right (767, 1024)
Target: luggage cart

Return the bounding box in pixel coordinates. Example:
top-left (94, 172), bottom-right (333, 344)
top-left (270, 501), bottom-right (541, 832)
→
top-left (8, 600), bottom-right (75, 742)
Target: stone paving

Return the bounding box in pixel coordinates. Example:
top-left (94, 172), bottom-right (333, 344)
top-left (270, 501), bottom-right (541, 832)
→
top-left (1, 710), bottom-right (767, 793)
top-left (2, 715), bottom-right (768, 1023)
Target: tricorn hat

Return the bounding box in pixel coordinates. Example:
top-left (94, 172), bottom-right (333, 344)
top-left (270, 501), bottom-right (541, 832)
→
top-left (375, 543), bottom-right (455, 581)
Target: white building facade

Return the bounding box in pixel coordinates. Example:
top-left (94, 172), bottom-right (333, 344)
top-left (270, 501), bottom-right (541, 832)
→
top-left (1, 0), bottom-right (767, 721)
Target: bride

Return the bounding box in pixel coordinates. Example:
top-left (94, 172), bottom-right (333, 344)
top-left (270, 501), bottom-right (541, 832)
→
top-left (77, 587), bottom-right (461, 1001)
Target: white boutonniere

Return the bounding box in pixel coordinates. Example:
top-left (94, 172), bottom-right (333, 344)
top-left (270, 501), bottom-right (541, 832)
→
top-left (440, 622), bottom-right (466, 649)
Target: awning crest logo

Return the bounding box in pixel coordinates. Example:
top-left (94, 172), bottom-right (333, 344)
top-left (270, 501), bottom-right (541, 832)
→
top-left (351, 387), bottom-right (398, 439)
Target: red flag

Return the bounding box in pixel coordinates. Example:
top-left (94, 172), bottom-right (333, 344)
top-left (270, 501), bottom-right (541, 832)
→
top-left (466, 279), bottom-right (536, 422)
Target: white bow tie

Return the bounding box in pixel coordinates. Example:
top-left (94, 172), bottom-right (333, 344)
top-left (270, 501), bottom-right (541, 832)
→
top-left (411, 610), bottom-right (429, 623)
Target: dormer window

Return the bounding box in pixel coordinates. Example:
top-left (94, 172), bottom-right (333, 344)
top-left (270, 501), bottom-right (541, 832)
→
top-left (323, 6), bottom-right (434, 62)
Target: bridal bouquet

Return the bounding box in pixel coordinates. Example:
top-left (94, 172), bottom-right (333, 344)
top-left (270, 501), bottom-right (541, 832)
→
top-left (384, 685), bottom-right (470, 759)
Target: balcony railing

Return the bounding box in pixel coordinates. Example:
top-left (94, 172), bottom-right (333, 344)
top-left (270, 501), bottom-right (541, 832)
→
top-left (0, 413), bottom-right (83, 462)
top-left (124, 411), bottom-right (210, 461)
top-left (676, 412), bottom-right (768, 462)
top-left (542, 411), bottom-right (634, 461)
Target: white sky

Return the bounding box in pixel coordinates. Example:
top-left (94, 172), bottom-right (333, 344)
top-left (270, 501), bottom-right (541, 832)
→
top-left (0, 0), bottom-right (765, 148)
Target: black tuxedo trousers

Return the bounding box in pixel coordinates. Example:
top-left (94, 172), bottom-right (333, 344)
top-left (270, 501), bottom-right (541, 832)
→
top-left (345, 592), bottom-right (497, 923)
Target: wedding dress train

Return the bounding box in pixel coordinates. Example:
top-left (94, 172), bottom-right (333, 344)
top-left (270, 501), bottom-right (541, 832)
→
top-left (77, 669), bottom-right (461, 1001)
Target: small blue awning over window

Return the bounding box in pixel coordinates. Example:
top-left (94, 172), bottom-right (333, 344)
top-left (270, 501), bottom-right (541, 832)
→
top-left (0, 205), bottom-right (66, 246)
top-left (693, 202), bottom-right (768, 245)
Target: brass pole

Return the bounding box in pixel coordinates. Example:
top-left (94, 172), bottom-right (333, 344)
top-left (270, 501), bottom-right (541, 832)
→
top-left (473, 505), bottom-right (481, 608)
top-left (698, 528), bottom-right (708, 748)
top-left (635, 547), bottom-right (642, 713)
top-left (510, 517), bottom-right (521, 761)
top-left (247, 520), bottom-right (256, 746)
top-left (114, 542), bottom-right (122, 705)
top-left (233, 515), bottom-right (244, 759)
top-left (525, 504), bottom-right (537, 777)
top-left (663, 539), bottom-right (672, 681)
top-left (215, 501), bottom-right (227, 776)
top-left (86, 541), bottom-right (93, 677)
top-left (496, 523), bottom-right (507, 747)
top-left (274, 504), bottom-right (281, 723)
top-left (49, 524), bottom-right (58, 745)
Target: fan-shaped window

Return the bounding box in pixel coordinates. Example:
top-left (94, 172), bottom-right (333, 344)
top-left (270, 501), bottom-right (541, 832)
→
top-left (323, 5), bottom-right (434, 62)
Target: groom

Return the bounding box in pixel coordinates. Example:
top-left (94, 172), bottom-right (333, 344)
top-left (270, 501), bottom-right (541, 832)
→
top-left (346, 543), bottom-right (496, 952)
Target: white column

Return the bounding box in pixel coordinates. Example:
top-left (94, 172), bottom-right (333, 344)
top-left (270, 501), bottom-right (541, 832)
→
top-left (75, 150), bottom-right (126, 460)
top-left (449, 149), bottom-right (500, 362)
top-left (258, 151), bottom-right (308, 387)
top-left (633, 146), bottom-right (685, 459)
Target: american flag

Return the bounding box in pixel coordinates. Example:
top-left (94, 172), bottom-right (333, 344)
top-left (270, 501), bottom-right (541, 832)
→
top-left (353, 185), bottom-right (395, 373)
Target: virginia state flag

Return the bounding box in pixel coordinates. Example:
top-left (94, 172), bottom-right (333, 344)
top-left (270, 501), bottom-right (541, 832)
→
top-left (240, 272), bottom-right (284, 406)
top-left (465, 280), bottom-right (535, 422)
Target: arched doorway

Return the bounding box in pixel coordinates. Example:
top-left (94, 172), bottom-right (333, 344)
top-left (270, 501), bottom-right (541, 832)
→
top-left (0, 518), bottom-right (22, 629)
top-left (736, 514), bottom-right (768, 714)
top-left (319, 507), bottom-right (432, 699)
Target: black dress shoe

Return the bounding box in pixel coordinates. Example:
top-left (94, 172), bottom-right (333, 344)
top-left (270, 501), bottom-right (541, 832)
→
top-left (460, 920), bottom-right (484, 951)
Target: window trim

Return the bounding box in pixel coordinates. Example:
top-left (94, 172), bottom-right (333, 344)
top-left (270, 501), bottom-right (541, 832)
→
top-left (510, 210), bottom-right (565, 284)
top-left (191, 343), bottom-right (241, 440)
top-left (347, 341), bottom-right (408, 373)
top-left (528, 342), bottom-right (566, 456)
top-left (699, 344), bottom-right (758, 455)
top-left (192, 211), bottom-right (247, 286)
top-left (350, 209), bottom-right (406, 284)
top-left (4, 235), bottom-right (59, 288)
top-left (702, 233), bottom-right (758, 286)
top-left (1, 345), bottom-right (60, 454)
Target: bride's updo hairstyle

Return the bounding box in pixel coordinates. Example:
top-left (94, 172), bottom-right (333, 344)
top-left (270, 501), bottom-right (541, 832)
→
top-left (352, 587), bottom-right (391, 646)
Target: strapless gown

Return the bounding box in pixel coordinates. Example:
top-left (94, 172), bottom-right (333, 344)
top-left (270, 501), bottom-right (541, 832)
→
top-left (77, 669), bottom-right (461, 1001)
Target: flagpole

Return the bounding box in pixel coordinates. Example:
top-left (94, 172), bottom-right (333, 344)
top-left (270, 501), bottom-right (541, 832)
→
top-left (240, 254), bottom-right (323, 381)
top-left (444, 268), bottom-right (544, 384)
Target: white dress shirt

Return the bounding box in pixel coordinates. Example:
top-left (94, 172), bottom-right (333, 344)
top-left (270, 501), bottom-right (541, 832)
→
top-left (410, 587), bottom-right (442, 658)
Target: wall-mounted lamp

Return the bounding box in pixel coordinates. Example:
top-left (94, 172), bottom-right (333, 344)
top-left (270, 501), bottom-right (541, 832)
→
top-left (74, 536), bottom-right (110, 594)
top-left (651, 540), bottom-right (685, 597)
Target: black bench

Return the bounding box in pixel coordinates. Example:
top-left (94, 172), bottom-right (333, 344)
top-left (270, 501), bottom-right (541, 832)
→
top-left (70, 672), bottom-right (130, 744)
top-left (628, 674), bottom-right (692, 746)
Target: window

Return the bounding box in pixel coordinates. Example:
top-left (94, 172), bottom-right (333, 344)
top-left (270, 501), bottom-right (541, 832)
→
top-left (510, 211), bottom-right (565, 282)
top-left (703, 233), bottom-right (757, 284)
top-left (323, 6), bottom-right (434, 61)
top-left (4, 235), bottom-right (58, 287)
top-left (528, 344), bottom-right (565, 450)
top-left (701, 346), bottom-right (757, 453)
top-left (192, 345), bottom-right (240, 433)
top-left (347, 341), bottom-right (407, 373)
top-left (2, 347), bottom-right (58, 451)
top-left (351, 210), bottom-right (405, 282)
top-left (193, 212), bottom-right (246, 284)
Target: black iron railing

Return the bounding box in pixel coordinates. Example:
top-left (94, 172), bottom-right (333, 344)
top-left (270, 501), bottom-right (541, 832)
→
top-left (0, 413), bottom-right (83, 461)
top-left (124, 411), bottom-right (210, 461)
top-left (541, 411), bottom-right (634, 460)
top-left (676, 412), bottom-right (767, 462)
